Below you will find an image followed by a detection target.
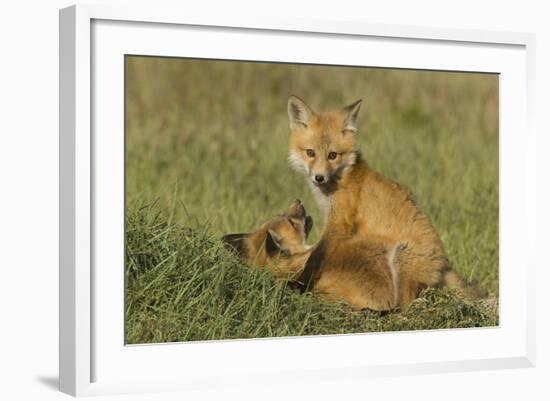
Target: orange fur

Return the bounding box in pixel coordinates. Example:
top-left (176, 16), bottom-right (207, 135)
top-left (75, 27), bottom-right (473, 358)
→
top-left (222, 200), bottom-right (313, 279)
top-left (223, 200), bottom-right (404, 311)
top-left (287, 95), bottom-right (475, 309)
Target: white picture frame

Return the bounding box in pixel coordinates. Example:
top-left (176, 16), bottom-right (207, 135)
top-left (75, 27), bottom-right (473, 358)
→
top-left (59, 4), bottom-right (536, 397)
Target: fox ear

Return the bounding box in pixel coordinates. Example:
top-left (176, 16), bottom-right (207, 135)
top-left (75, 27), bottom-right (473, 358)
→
top-left (288, 95), bottom-right (313, 129)
top-left (266, 229), bottom-right (287, 257)
top-left (342, 99), bottom-right (363, 133)
top-left (221, 233), bottom-right (250, 257)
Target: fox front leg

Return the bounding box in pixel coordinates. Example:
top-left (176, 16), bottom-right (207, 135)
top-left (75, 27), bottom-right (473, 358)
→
top-left (289, 240), bottom-right (326, 293)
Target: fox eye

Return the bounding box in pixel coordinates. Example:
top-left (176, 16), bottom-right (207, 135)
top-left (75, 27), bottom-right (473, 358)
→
top-left (328, 152), bottom-right (338, 160)
top-left (287, 218), bottom-right (297, 229)
top-left (305, 149), bottom-right (315, 158)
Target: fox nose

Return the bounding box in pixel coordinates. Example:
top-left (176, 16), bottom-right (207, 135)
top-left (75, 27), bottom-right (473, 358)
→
top-left (315, 175), bottom-right (325, 183)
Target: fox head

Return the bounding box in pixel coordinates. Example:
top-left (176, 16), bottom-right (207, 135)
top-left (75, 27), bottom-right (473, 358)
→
top-left (287, 96), bottom-right (362, 192)
top-left (222, 199), bottom-right (313, 267)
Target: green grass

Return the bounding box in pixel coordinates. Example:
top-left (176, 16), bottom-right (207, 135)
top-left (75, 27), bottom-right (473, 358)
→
top-left (126, 204), bottom-right (497, 343)
top-left (125, 57), bottom-right (499, 343)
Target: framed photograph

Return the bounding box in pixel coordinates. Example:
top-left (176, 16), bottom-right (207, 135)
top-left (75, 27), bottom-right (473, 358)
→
top-left (59, 4), bottom-right (536, 397)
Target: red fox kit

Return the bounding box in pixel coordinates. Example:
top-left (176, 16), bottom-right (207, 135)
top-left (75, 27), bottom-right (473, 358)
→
top-left (287, 95), bottom-right (481, 307)
top-left (222, 200), bottom-right (314, 279)
top-left (223, 200), bottom-right (405, 311)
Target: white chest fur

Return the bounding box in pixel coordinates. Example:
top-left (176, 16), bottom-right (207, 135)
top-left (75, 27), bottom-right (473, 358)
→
top-left (307, 181), bottom-right (332, 222)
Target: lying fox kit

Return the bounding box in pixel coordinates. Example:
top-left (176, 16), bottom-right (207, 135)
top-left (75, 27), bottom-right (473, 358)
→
top-left (222, 200), bottom-right (314, 279)
top-left (223, 200), bottom-right (406, 311)
top-left (287, 95), bottom-right (484, 307)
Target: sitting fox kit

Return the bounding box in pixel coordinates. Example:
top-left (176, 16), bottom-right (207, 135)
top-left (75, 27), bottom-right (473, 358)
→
top-left (287, 95), bottom-right (476, 309)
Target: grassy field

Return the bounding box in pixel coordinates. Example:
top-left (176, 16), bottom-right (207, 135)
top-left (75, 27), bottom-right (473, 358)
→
top-left (125, 56), bottom-right (499, 344)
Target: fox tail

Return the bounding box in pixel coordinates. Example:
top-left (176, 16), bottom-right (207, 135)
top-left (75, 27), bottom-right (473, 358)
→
top-left (442, 268), bottom-right (488, 299)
